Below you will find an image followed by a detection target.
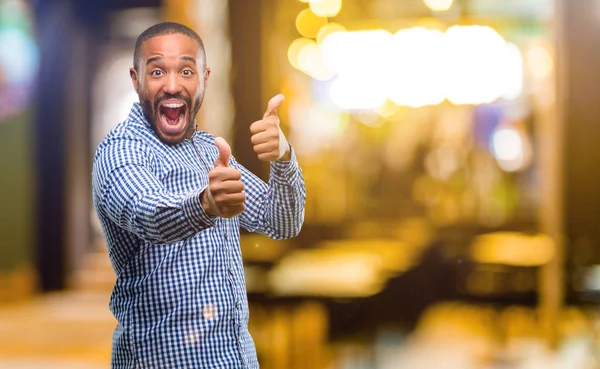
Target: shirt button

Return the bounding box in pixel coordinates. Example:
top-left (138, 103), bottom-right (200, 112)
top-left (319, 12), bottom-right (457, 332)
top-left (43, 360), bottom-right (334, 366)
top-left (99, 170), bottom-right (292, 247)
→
top-left (235, 300), bottom-right (241, 309)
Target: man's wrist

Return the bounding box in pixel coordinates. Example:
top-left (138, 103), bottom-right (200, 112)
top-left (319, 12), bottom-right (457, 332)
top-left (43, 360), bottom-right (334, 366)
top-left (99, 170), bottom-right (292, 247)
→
top-left (183, 187), bottom-right (217, 230)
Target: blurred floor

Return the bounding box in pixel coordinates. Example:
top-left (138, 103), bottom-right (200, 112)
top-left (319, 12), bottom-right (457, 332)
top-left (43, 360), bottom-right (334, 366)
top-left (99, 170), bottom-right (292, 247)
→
top-left (0, 246), bottom-right (116, 368)
top-left (0, 290), bottom-right (115, 368)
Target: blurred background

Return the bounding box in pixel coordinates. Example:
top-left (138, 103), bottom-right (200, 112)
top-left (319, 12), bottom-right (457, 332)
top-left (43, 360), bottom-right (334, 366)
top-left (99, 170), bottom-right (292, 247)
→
top-left (1, 0), bottom-right (600, 367)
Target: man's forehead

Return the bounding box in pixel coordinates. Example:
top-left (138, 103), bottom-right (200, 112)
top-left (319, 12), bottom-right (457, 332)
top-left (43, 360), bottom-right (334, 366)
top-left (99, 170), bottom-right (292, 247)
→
top-left (141, 34), bottom-right (201, 59)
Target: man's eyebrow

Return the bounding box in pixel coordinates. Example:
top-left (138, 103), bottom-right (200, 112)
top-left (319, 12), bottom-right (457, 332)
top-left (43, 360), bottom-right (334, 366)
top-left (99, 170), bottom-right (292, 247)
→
top-left (145, 56), bottom-right (196, 65)
top-left (181, 56), bottom-right (196, 64)
top-left (146, 56), bottom-right (163, 65)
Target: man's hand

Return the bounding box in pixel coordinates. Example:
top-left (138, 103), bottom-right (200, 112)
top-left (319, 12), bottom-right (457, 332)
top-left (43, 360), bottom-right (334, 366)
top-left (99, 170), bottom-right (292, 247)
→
top-left (201, 137), bottom-right (246, 218)
top-left (250, 94), bottom-right (291, 162)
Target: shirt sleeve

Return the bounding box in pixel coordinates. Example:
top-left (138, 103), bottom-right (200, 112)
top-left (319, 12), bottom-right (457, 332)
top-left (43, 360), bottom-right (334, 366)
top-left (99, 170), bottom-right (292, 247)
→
top-left (92, 135), bottom-right (216, 243)
top-left (231, 145), bottom-right (306, 240)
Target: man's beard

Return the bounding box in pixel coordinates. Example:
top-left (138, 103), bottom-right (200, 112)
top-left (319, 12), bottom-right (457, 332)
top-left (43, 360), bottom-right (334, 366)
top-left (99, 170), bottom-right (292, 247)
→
top-left (140, 92), bottom-right (203, 145)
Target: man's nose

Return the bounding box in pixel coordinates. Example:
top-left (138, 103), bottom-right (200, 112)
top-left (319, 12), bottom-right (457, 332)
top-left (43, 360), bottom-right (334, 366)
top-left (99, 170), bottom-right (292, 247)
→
top-left (163, 73), bottom-right (183, 95)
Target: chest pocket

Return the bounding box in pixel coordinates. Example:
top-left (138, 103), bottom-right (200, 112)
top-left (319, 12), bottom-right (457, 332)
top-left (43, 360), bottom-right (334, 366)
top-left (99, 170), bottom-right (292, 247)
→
top-left (162, 165), bottom-right (208, 195)
top-left (159, 143), bottom-right (211, 195)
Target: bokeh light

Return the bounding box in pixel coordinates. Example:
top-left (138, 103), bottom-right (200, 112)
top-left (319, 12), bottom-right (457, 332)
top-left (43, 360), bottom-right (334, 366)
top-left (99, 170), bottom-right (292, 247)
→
top-left (322, 30), bottom-right (392, 110)
top-left (303, 25), bottom-right (524, 110)
top-left (0, 0), bottom-right (39, 121)
top-left (0, 28), bottom-right (38, 85)
top-left (295, 8), bottom-right (327, 39)
top-left (297, 41), bottom-right (336, 81)
top-left (309, 0), bottom-right (343, 18)
top-left (423, 0), bottom-right (454, 12)
top-left (387, 27), bottom-right (446, 108)
top-left (491, 125), bottom-right (532, 172)
top-left (527, 43), bottom-right (554, 80)
top-left (316, 22), bottom-right (346, 44)
top-left (288, 37), bottom-right (315, 71)
top-left (444, 25), bottom-right (515, 105)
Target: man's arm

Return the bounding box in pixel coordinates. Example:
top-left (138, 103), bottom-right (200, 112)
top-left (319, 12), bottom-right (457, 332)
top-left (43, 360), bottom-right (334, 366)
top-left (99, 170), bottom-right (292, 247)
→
top-left (225, 93), bottom-right (305, 239)
top-left (232, 146), bottom-right (306, 240)
top-left (92, 136), bottom-right (216, 244)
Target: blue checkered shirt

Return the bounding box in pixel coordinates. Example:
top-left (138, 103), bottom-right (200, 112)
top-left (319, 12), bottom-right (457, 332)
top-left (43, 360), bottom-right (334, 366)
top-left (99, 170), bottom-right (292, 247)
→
top-left (92, 103), bottom-right (306, 368)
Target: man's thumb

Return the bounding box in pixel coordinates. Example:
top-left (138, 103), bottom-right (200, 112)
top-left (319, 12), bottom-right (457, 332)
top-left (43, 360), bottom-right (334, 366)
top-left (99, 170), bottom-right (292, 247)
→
top-left (263, 94), bottom-right (285, 119)
top-left (214, 137), bottom-right (231, 167)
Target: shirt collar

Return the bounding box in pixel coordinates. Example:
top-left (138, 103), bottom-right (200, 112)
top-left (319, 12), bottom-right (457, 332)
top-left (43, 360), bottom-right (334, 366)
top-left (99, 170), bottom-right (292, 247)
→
top-left (129, 102), bottom-right (152, 129)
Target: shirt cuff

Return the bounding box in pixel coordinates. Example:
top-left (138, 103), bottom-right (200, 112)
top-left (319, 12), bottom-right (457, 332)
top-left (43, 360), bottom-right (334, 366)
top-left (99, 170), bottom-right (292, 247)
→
top-left (270, 144), bottom-right (301, 184)
top-left (182, 186), bottom-right (217, 231)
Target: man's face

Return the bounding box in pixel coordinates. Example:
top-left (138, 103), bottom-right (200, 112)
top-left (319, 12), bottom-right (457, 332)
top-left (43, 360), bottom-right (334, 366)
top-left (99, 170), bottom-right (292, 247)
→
top-left (130, 33), bottom-right (210, 145)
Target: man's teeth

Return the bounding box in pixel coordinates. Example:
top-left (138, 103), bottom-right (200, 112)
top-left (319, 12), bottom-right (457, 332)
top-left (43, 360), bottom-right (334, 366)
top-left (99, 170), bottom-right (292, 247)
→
top-left (162, 102), bottom-right (184, 108)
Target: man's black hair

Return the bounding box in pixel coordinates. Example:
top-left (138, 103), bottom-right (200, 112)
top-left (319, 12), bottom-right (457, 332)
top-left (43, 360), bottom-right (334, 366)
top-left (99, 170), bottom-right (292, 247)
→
top-left (133, 22), bottom-right (206, 71)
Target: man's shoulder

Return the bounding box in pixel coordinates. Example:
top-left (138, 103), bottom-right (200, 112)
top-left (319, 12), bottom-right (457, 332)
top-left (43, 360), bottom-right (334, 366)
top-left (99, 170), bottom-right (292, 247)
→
top-left (97, 104), bottom-right (156, 148)
top-left (195, 130), bottom-right (217, 146)
top-left (98, 116), bottom-right (155, 149)
top-left (93, 120), bottom-right (157, 169)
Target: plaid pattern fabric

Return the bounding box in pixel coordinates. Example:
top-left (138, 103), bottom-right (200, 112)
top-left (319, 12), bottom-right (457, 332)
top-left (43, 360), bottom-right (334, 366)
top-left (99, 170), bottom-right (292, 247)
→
top-left (92, 103), bottom-right (305, 368)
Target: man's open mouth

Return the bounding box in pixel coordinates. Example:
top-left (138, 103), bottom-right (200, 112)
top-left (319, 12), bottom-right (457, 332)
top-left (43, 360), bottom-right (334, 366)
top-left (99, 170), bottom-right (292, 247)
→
top-left (158, 100), bottom-right (188, 134)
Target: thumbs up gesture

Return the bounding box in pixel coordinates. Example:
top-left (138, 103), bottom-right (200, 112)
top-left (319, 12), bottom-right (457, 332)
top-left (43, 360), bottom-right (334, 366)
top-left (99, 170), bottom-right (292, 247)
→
top-left (250, 94), bottom-right (291, 162)
top-left (202, 137), bottom-right (246, 218)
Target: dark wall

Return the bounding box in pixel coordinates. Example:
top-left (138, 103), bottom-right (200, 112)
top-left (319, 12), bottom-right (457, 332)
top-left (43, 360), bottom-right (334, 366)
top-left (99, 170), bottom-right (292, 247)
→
top-left (228, 0), bottom-right (267, 180)
top-left (33, 0), bottom-right (78, 291)
top-left (0, 110), bottom-right (34, 272)
top-left (32, 0), bottom-right (160, 291)
top-left (560, 0), bottom-right (600, 299)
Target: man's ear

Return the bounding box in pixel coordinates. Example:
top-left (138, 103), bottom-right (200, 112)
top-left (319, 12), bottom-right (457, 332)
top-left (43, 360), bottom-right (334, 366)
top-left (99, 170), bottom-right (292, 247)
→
top-left (130, 67), bottom-right (139, 92)
top-left (204, 67), bottom-right (211, 88)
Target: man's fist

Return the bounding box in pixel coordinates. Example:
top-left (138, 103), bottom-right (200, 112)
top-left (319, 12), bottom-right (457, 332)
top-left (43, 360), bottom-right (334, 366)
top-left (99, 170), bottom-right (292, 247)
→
top-left (250, 94), bottom-right (290, 162)
top-left (202, 137), bottom-right (245, 218)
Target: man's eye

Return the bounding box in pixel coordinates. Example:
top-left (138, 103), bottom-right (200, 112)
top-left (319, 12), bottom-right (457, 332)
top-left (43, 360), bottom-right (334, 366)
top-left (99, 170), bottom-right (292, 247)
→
top-left (150, 70), bottom-right (162, 76)
top-left (182, 70), bottom-right (194, 76)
